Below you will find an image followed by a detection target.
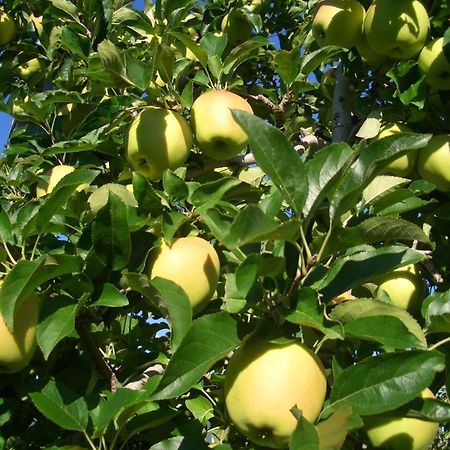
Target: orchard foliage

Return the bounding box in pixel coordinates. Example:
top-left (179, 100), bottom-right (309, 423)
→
top-left (0, 0), bottom-right (449, 449)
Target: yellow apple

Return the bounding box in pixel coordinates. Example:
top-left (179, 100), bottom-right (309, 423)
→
top-left (364, 388), bottom-right (439, 450)
top-left (418, 38), bottom-right (450, 91)
top-left (243, 0), bottom-right (264, 13)
top-left (355, 33), bottom-right (388, 65)
top-left (312, 0), bottom-right (365, 49)
top-left (221, 12), bottom-right (253, 46)
top-left (374, 123), bottom-right (417, 177)
top-left (364, 0), bottom-right (430, 59)
top-left (376, 264), bottom-right (427, 314)
top-left (0, 9), bottom-right (15, 46)
top-left (0, 282), bottom-right (40, 374)
top-left (190, 89), bottom-right (254, 160)
top-left (17, 57), bottom-right (46, 80)
top-left (36, 164), bottom-right (87, 198)
top-left (224, 339), bottom-right (327, 449)
top-left (417, 134), bottom-right (450, 192)
top-left (148, 236), bottom-right (220, 314)
top-left (126, 107), bottom-right (192, 181)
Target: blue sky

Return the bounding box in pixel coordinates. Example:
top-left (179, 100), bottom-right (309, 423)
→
top-left (0, 0), bottom-right (145, 150)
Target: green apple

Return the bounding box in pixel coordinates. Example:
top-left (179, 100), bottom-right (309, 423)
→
top-left (376, 264), bottom-right (426, 314)
top-left (0, 283), bottom-right (40, 374)
top-left (418, 38), bottom-right (450, 91)
top-left (126, 107), bottom-right (193, 181)
top-left (242, 0), bottom-right (264, 13)
top-left (17, 57), bottom-right (45, 80)
top-left (364, 388), bottom-right (439, 450)
top-left (312, 0), bottom-right (365, 49)
top-left (417, 134), bottom-right (450, 192)
top-left (0, 9), bottom-right (15, 46)
top-left (36, 164), bottom-right (79, 198)
top-left (355, 33), bottom-right (388, 65)
top-left (225, 339), bottom-right (327, 449)
top-left (364, 0), bottom-right (430, 59)
top-left (221, 12), bottom-right (253, 46)
top-left (375, 123), bottom-right (417, 177)
top-left (190, 89), bottom-right (254, 160)
top-left (148, 236), bottom-right (220, 314)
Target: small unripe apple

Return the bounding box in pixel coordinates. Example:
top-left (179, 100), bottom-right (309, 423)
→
top-left (376, 264), bottom-right (426, 314)
top-left (375, 123), bottom-right (417, 177)
top-left (127, 107), bottom-right (193, 181)
top-left (364, 388), bottom-right (439, 450)
top-left (225, 339), bottom-right (327, 449)
top-left (0, 282), bottom-right (40, 374)
top-left (17, 57), bottom-right (46, 80)
top-left (418, 38), bottom-right (450, 91)
top-left (364, 0), bottom-right (430, 59)
top-left (0, 9), bottom-right (15, 46)
top-left (36, 165), bottom-right (79, 198)
top-left (148, 236), bottom-right (220, 314)
top-left (312, 0), bottom-right (365, 49)
top-left (190, 89), bottom-right (254, 160)
top-left (221, 12), bottom-right (253, 46)
top-left (417, 134), bottom-right (450, 192)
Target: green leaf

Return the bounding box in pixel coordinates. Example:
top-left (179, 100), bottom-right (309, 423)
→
top-left (289, 416), bottom-right (320, 450)
top-left (313, 245), bottom-right (425, 303)
top-left (162, 171), bottom-right (189, 203)
top-left (273, 47), bottom-right (302, 86)
top-left (36, 294), bottom-right (78, 360)
top-left (185, 396), bottom-right (214, 425)
top-left (0, 207), bottom-right (12, 243)
top-left (93, 283), bottom-right (129, 307)
top-left (0, 255), bottom-right (83, 330)
top-left (200, 209), bottom-right (232, 242)
top-left (330, 299), bottom-right (426, 347)
top-left (170, 32), bottom-right (208, 67)
top-left (132, 173), bottom-right (164, 217)
top-left (190, 177), bottom-right (242, 212)
top-left (300, 46), bottom-right (343, 76)
top-left (232, 111), bottom-right (307, 215)
top-left (328, 351), bottom-right (445, 416)
top-left (152, 312), bottom-right (240, 400)
top-left (423, 290), bottom-right (450, 333)
top-left (92, 191), bottom-right (131, 271)
top-left (51, 0), bottom-right (79, 22)
top-left (317, 405), bottom-right (353, 450)
top-left (150, 436), bottom-right (206, 450)
top-left (30, 380), bottom-right (89, 432)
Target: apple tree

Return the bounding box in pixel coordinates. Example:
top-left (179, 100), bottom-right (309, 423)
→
top-left (0, 0), bottom-right (449, 449)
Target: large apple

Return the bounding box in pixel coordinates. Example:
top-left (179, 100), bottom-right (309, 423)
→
top-left (417, 134), bottom-right (450, 192)
top-left (355, 33), bottom-right (388, 65)
top-left (127, 106), bottom-right (192, 181)
top-left (418, 38), bottom-right (450, 91)
top-left (0, 282), bottom-right (40, 374)
top-left (224, 339), bottom-right (327, 449)
top-left (0, 9), bottom-right (15, 46)
top-left (312, 0), bottom-right (365, 49)
top-left (376, 264), bottom-right (426, 314)
top-left (221, 12), bottom-right (253, 46)
top-left (190, 89), bottom-right (254, 160)
top-left (374, 123), bottom-right (417, 177)
top-left (364, 388), bottom-right (439, 450)
top-left (36, 164), bottom-right (81, 198)
top-left (148, 236), bottom-right (220, 314)
top-left (364, 0), bottom-right (430, 59)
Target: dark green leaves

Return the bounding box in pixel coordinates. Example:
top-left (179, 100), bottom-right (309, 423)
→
top-left (289, 416), bottom-right (319, 450)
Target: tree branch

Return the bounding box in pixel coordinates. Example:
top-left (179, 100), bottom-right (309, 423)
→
top-left (332, 63), bottom-right (353, 143)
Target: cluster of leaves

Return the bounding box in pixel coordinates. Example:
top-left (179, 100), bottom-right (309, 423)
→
top-left (0, 0), bottom-right (449, 449)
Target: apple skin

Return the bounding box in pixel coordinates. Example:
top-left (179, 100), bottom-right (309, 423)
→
top-left (36, 165), bottom-right (78, 198)
top-left (355, 33), bottom-right (388, 65)
top-left (417, 134), bottom-right (450, 192)
top-left (364, 0), bottom-right (430, 59)
top-left (418, 38), bottom-right (450, 91)
top-left (148, 236), bottom-right (220, 314)
top-left (364, 388), bottom-right (439, 450)
top-left (375, 123), bottom-right (417, 177)
top-left (17, 58), bottom-right (45, 80)
top-left (0, 9), bottom-right (15, 46)
top-left (312, 0), bottom-right (365, 49)
top-left (127, 107), bottom-right (193, 181)
top-left (0, 285), bottom-right (40, 374)
top-left (224, 340), bottom-right (327, 449)
top-left (221, 12), bottom-right (253, 46)
top-left (191, 89), bottom-right (254, 160)
top-left (376, 264), bottom-right (426, 314)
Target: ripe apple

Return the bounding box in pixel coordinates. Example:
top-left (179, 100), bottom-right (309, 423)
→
top-left (417, 134), bottom-right (450, 192)
top-left (312, 0), bottom-right (365, 49)
top-left (0, 9), bottom-right (15, 46)
top-left (17, 57), bottom-right (45, 80)
top-left (224, 339), bottom-right (327, 449)
top-left (0, 284), bottom-right (40, 374)
top-left (364, 388), bottom-right (439, 450)
top-left (127, 107), bottom-right (193, 181)
top-left (418, 38), bottom-right (450, 91)
top-left (355, 33), bottom-right (388, 65)
top-left (374, 123), bottom-right (417, 177)
top-left (221, 12), bottom-right (253, 46)
top-left (148, 236), bottom-right (220, 314)
top-left (190, 89), bottom-right (254, 160)
top-left (242, 0), bottom-right (264, 13)
top-left (376, 264), bottom-right (427, 314)
top-left (364, 0), bottom-right (430, 59)
top-left (36, 164), bottom-right (87, 198)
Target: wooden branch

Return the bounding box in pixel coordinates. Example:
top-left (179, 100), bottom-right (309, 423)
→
top-left (242, 91), bottom-right (293, 113)
top-left (331, 63), bottom-right (353, 143)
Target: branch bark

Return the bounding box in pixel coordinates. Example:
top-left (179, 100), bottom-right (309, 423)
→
top-left (331, 63), bottom-right (353, 143)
